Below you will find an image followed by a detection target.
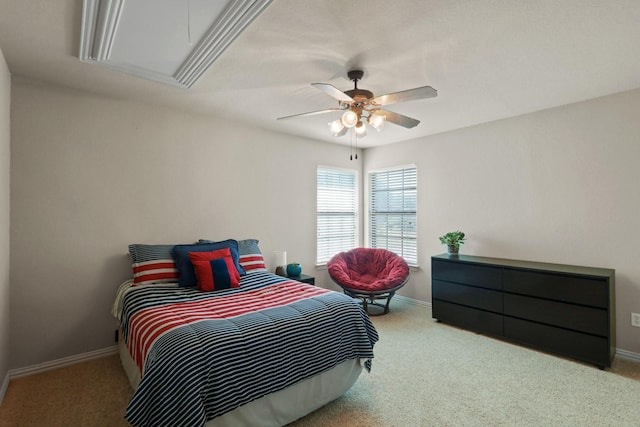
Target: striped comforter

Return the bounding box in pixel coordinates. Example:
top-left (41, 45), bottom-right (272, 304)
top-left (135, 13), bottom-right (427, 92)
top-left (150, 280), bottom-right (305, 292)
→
top-left (118, 271), bottom-right (378, 427)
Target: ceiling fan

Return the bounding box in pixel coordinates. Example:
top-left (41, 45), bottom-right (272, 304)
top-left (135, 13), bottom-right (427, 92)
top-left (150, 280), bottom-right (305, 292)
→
top-left (278, 70), bottom-right (437, 138)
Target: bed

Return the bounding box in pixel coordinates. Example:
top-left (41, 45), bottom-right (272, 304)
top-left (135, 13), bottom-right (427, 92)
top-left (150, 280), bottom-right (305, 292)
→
top-left (112, 240), bottom-right (378, 427)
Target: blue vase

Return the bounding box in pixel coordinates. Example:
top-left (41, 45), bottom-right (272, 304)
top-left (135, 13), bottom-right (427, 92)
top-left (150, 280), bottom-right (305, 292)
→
top-left (286, 263), bottom-right (302, 276)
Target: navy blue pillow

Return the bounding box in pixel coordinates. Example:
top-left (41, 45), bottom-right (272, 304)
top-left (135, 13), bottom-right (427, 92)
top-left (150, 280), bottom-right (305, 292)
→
top-left (173, 240), bottom-right (246, 287)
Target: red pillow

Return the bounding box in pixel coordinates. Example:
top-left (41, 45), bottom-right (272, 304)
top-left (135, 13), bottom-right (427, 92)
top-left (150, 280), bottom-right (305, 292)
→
top-left (189, 249), bottom-right (240, 291)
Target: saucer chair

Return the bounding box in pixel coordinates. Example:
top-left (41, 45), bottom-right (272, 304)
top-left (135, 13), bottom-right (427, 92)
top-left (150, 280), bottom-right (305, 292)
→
top-left (327, 248), bottom-right (410, 315)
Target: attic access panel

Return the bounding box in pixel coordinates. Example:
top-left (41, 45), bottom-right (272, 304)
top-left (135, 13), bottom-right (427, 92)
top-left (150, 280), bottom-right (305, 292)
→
top-left (79, 0), bottom-right (272, 89)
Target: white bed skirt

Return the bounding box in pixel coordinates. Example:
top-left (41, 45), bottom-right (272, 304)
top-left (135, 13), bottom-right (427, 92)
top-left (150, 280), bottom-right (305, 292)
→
top-left (118, 339), bottom-right (363, 426)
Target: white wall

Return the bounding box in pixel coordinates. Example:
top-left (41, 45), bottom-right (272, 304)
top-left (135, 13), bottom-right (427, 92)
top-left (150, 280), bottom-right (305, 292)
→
top-left (9, 77), bottom-right (362, 369)
top-left (364, 88), bottom-right (640, 354)
top-left (0, 48), bottom-right (11, 396)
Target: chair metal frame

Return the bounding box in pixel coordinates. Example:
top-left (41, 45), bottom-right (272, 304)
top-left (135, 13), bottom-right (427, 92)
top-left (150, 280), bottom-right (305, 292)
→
top-left (336, 277), bottom-right (409, 316)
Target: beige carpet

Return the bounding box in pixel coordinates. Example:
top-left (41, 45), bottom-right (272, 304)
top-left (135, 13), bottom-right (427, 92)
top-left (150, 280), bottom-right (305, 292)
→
top-left (0, 354), bottom-right (132, 426)
top-left (1, 300), bottom-right (639, 426)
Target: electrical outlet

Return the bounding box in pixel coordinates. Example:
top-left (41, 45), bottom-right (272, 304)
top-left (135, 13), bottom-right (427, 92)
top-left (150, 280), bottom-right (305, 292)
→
top-left (632, 313), bottom-right (640, 328)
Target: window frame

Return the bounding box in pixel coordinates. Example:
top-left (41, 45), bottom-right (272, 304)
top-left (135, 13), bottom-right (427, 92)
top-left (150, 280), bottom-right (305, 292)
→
top-left (316, 166), bottom-right (359, 265)
top-left (367, 164), bottom-right (418, 266)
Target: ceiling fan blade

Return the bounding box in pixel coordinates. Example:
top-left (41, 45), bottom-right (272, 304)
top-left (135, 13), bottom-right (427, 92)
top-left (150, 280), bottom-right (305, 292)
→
top-left (372, 86), bottom-right (437, 106)
top-left (311, 83), bottom-right (354, 102)
top-left (379, 109), bottom-right (421, 128)
top-left (277, 108), bottom-right (341, 120)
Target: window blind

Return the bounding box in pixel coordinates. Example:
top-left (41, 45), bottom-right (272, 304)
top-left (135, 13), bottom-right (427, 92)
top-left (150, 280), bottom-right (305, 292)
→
top-left (317, 167), bottom-right (357, 264)
top-left (369, 166), bottom-right (417, 265)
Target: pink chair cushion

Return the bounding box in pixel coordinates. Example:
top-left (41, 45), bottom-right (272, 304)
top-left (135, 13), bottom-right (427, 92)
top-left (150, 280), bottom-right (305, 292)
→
top-left (327, 248), bottom-right (409, 292)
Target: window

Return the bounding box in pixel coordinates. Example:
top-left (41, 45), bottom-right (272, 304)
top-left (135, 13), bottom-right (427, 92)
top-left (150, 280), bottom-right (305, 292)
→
top-left (317, 167), bottom-right (357, 264)
top-left (369, 166), bottom-right (417, 265)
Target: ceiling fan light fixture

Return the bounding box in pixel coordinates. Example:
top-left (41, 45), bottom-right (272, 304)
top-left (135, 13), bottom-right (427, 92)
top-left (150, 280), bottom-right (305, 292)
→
top-left (328, 119), bottom-right (347, 136)
top-left (341, 110), bottom-right (359, 128)
top-left (368, 111), bottom-right (386, 131)
top-left (278, 69), bottom-right (437, 144)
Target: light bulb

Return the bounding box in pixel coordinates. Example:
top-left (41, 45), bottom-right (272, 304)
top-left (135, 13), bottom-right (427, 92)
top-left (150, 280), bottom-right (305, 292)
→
top-left (341, 110), bottom-right (359, 128)
top-left (368, 111), bottom-right (386, 131)
top-left (355, 121), bottom-right (367, 138)
top-left (328, 119), bottom-right (347, 136)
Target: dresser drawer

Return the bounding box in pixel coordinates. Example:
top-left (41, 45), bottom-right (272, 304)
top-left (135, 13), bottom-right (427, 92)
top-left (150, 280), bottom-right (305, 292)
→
top-left (433, 280), bottom-right (503, 313)
top-left (433, 300), bottom-right (503, 336)
top-left (503, 269), bottom-right (608, 308)
top-left (432, 259), bottom-right (502, 290)
top-left (504, 317), bottom-right (610, 367)
top-left (504, 294), bottom-right (608, 336)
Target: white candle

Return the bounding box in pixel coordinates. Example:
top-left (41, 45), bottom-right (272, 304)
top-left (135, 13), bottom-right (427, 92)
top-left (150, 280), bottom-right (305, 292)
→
top-left (274, 250), bottom-right (287, 268)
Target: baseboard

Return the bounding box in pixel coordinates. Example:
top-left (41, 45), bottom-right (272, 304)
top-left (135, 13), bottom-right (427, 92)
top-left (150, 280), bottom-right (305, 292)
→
top-left (615, 348), bottom-right (640, 363)
top-left (8, 345), bottom-right (118, 380)
top-left (395, 295), bottom-right (432, 308)
top-left (0, 371), bottom-right (9, 406)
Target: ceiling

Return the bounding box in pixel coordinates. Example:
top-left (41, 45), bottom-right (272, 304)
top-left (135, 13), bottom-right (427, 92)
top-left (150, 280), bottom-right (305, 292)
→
top-left (1, 0), bottom-right (640, 148)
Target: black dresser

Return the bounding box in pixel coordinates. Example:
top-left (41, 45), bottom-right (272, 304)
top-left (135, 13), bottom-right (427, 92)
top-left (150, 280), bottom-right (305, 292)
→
top-left (431, 254), bottom-right (615, 368)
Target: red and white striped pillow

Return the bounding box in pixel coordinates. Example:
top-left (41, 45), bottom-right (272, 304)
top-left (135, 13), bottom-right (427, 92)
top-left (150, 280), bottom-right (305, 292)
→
top-left (237, 239), bottom-right (267, 273)
top-left (128, 244), bottom-right (179, 285)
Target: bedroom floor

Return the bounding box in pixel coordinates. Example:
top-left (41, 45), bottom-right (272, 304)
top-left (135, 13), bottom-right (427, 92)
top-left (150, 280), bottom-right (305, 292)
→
top-left (1, 301), bottom-right (639, 426)
top-left (0, 355), bottom-right (132, 426)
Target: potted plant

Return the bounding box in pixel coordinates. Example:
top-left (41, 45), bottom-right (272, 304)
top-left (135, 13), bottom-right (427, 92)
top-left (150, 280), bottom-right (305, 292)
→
top-left (439, 231), bottom-right (466, 255)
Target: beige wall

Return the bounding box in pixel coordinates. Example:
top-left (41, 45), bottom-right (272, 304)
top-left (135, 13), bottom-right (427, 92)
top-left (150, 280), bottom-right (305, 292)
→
top-left (365, 88), bottom-right (640, 354)
top-left (0, 48), bottom-right (11, 392)
top-left (9, 77), bottom-right (361, 369)
top-left (8, 75), bottom-right (640, 369)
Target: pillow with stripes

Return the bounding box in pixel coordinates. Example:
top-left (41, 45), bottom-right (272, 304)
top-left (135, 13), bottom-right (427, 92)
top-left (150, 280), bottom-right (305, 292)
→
top-left (237, 239), bottom-right (267, 273)
top-left (128, 244), bottom-right (179, 286)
